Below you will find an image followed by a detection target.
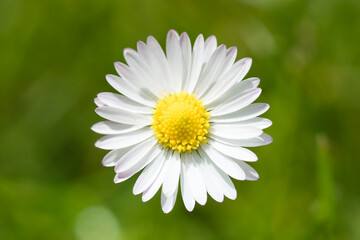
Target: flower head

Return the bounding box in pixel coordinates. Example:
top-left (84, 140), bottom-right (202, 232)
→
top-left (92, 30), bottom-right (272, 213)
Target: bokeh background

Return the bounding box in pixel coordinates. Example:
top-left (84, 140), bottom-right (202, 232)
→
top-left (1, 0), bottom-right (360, 239)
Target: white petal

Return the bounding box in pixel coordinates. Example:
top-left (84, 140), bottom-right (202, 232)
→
top-left (113, 174), bottom-right (131, 184)
top-left (94, 97), bottom-right (106, 107)
top-left (101, 147), bottom-right (133, 167)
top-left (195, 45), bottom-right (226, 98)
top-left (225, 117), bottom-right (272, 129)
top-left (210, 88), bottom-right (262, 117)
top-left (162, 151), bottom-right (181, 197)
top-left (196, 156), bottom-right (237, 200)
top-left (198, 46), bottom-right (238, 99)
top-left (147, 35), bottom-right (168, 62)
top-left (199, 158), bottom-right (224, 202)
top-left (224, 46), bottom-right (238, 69)
top-left (186, 34), bottom-right (204, 93)
top-left (166, 30), bottom-right (183, 92)
top-left (161, 184), bottom-right (178, 214)
top-left (222, 77), bottom-right (261, 100)
top-left (133, 150), bottom-right (166, 195)
top-left (142, 150), bottom-right (171, 202)
top-left (97, 92), bottom-right (153, 114)
top-left (123, 48), bottom-right (162, 96)
top-left (203, 35), bottom-right (217, 62)
top-left (202, 58), bottom-right (252, 105)
top-left (210, 124), bottom-right (263, 140)
top-left (114, 61), bottom-right (136, 82)
top-left (137, 36), bottom-right (171, 94)
top-left (211, 133), bottom-right (273, 147)
top-left (179, 32), bottom-right (192, 91)
top-left (95, 129), bottom-right (153, 150)
top-left (95, 106), bottom-right (151, 125)
top-left (180, 159), bottom-right (196, 211)
top-left (236, 161), bottom-right (259, 181)
top-left (115, 144), bottom-right (161, 183)
top-left (212, 165), bottom-right (237, 200)
top-left (199, 145), bottom-right (246, 180)
top-left (208, 139), bottom-right (258, 162)
top-left (184, 154), bottom-right (207, 205)
top-left (192, 152), bottom-right (225, 202)
top-left (205, 77), bottom-right (260, 108)
top-left (114, 62), bottom-right (157, 101)
top-left (211, 103), bottom-right (270, 123)
top-left (114, 137), bottom-right (157, 172)
top-left (91, 121), bottom-right (145, 135)
top-left (106, 74), bottom-right (155, 107)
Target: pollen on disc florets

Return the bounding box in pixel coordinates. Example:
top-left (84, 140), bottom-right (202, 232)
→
top-left (151, 91), bottom-right (211, 153)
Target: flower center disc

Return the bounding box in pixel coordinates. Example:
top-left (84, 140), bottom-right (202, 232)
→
top-left (152, 92), bottom-right (211, 153)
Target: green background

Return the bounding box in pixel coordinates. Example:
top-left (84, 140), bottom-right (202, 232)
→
top-left (1, 0), bottom-right (359, 239)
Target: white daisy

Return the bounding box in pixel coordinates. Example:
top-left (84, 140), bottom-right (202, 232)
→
top-left (92, 30), bottom-right (272, 213)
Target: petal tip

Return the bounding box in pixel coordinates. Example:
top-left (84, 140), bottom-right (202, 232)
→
top-left (123, 48), bottom-right (134, 56)
top-left (228, 46), bottom-right (237, 53)
top-left (227, 192), bottom-right (237, 200)
top-left (141, 195), bottom-right (150, 202)
top-left (267, 135), bottom-right (274, 144)
top-left (244, 57), bottom-right (252, 62)
top-left (133, 188), bottom-right (141, 196)
top-left (185, 204), bottom-right (195, 212)
top-left (253, 77), bottom-right (261, 85)
top-left (105, 74), bottom-right (115, 82)
top-left (137, 40), bottom-right (146, 49)
top-left (147, 35), bottom-right (156, 43)
top-left (196, 34), bottom-right (204, 43)
top-left (162, 208), bottom-right (172, 214)
top-left (179, 32), bottom-right (189, 38)
top-left (219, 44), bottom-right (226, 50)
top-left (114, 61), bottom-right (124, 70)
top-left (242, 57), bottom-right (253, 66)
top-left (168, 29), bottom-right (179, 36)
top-left (208, 35), bottom-right (216, 40)
top-left (101, 158), bottom-right (113, 167)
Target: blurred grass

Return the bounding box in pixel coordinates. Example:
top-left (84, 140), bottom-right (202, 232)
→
top-left (1, 0), bottom-right (360, 239)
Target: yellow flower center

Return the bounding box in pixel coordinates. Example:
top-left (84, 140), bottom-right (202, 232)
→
top-left (151, 92), bottom-right (211, 153)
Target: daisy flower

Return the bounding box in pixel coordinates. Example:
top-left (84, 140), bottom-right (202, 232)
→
top-left (92, 30), bottom-right (272, 213)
